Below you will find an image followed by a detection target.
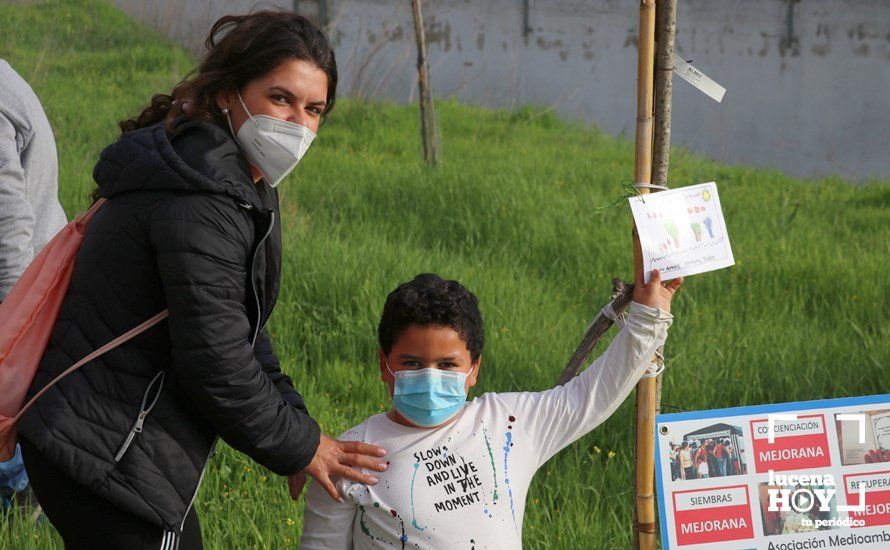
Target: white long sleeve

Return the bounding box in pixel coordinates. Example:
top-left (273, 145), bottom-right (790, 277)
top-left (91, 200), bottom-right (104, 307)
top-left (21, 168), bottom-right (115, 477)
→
top-left (301, 426), bottom-right (365, 549)
top-left (500, 301), bottom-right (673, 466)
top-left (301, 480), bottom-right (358, 549)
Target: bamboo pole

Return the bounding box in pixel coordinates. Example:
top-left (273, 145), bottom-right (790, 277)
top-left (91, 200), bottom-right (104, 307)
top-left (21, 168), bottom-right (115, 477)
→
top-left (633, 1), bottom-right (656, 191)
top-left (410, 0), bottom-right (439, 165)
top-left (632, 2), bottom-right (657, 549)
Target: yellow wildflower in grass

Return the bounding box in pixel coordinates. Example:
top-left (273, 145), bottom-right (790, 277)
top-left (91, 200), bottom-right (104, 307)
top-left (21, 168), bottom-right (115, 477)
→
top-left (607, 450), bottom-right (616, 459)
top-left (593, 446), bottom-right (601, 454)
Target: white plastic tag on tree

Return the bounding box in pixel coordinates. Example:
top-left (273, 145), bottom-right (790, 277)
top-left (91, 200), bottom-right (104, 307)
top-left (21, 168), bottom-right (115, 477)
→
top-left (673, 55), bottom-right (726, 103)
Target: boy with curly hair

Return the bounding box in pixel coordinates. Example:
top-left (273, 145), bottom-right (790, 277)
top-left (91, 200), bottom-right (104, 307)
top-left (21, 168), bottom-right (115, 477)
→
top-left (301, 269), bottom-right (680, 548)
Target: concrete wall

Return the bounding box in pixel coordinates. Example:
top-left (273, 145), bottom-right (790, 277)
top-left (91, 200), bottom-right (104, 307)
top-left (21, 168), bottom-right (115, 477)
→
top-left (113, 0), bottom-right (890, 181)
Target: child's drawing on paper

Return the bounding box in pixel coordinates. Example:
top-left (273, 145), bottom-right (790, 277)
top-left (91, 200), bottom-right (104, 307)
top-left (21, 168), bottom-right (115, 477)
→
top-left (629, 182), bottom-right (734, 283)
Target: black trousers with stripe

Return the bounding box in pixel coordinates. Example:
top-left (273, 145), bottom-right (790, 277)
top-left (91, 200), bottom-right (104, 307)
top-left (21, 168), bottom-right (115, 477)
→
top-left (20, 438), bottom-right (202, 550)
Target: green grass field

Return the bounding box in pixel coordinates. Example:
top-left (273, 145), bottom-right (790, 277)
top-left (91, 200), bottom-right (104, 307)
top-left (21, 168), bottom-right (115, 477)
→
top-left (1, 1), bottom-right (888, 548)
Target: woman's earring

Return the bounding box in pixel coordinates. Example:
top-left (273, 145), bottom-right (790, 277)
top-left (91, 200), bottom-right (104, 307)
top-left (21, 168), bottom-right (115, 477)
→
top-left (222, 108), bottom-right (229, 114)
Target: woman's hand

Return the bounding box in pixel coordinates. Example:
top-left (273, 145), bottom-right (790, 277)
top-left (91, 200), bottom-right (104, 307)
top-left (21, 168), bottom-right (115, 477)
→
top-left (290, 434), bottom-right (388, 501)
top-left (632, 268), bottom-right (683, 313)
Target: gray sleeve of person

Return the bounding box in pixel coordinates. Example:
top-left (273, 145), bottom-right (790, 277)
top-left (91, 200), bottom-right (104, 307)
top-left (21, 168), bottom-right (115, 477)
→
top-left (0, 60), bottom-right (68, 300)
top-left (0, 102), bottom-right (36, 299)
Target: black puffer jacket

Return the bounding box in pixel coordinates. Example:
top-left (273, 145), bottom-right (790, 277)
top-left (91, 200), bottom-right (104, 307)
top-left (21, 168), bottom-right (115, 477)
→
top-left (19, 118), bottom-right (321, 533)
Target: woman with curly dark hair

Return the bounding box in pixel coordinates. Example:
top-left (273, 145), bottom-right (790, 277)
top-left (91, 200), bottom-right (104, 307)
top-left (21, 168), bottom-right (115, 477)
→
top-left (18, 11), bottom-right (386, 549)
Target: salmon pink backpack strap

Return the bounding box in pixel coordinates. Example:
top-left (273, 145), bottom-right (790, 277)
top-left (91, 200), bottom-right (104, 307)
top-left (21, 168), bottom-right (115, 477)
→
top-left (13, 309), bottom-right (170, 422)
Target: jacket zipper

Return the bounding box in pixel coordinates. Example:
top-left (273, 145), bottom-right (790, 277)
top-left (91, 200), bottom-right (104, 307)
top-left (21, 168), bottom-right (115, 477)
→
top-left (250, 210), bottom-right (275, 347)
top-left (178, 437), bottom-right (217, 540)
top-left (114, 370), bottom-right (165, 462)
top-left (176, 208), bottom-right (275, 538)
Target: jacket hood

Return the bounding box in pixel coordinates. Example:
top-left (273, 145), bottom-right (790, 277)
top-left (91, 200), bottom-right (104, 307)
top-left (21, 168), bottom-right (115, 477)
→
top-left (92, 118), bottom-right (262, 209)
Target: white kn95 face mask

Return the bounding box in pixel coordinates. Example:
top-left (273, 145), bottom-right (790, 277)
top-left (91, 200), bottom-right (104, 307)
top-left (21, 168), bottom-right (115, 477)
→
top-left (224, 90), bottom-right (316, 187)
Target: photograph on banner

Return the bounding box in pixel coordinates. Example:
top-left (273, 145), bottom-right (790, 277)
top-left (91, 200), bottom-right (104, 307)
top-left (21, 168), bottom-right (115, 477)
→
top-left (757, 477), bottom-right (840, 536)
top-left (662, 421), bottom-right (748, 482)
top-left (842, 471), bottom-right (890, 528)
top-left (628, 182), bottom-right (734, 284)
top-left (836, 409), bottom-right (890, 465)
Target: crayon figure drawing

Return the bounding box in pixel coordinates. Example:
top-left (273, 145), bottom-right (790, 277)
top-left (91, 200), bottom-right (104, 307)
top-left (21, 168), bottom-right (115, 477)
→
top-left (630, 182), bottom-right (735, 283)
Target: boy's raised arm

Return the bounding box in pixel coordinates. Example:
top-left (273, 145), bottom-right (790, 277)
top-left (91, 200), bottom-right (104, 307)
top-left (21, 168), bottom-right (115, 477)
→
top-left (504, 298), bottom-right (673, 467)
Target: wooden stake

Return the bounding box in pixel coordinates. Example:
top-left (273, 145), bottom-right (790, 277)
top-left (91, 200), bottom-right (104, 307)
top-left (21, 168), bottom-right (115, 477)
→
top-left (633, 1), bottom-right (656, 191)
top-left (653, 0), bottom-right (677, 188)
top-left (410, 0), bottom-right (439, 165)
top-left (652, 0), bottom-right (677, 450)
top-left (632, 2), bottom-right (657, 549)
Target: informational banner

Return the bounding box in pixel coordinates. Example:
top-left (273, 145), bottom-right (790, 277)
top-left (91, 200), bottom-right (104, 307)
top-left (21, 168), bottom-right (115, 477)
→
top-left (629, 182), bottom-right (734, 284)
top-left (655, 394), bottom-right (890, 550)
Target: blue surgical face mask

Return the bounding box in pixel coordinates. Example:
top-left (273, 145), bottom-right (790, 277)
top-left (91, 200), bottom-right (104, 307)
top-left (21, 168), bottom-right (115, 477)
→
top-left (386, 361), bottom-right (473, 427)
